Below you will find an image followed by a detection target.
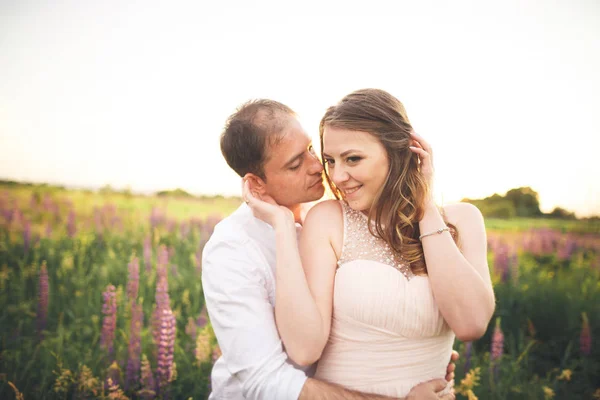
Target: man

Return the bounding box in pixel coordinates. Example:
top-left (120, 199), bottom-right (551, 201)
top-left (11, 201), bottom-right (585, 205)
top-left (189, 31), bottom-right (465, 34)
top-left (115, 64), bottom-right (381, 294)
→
top-left (202, 100), bottom-right (457, 399)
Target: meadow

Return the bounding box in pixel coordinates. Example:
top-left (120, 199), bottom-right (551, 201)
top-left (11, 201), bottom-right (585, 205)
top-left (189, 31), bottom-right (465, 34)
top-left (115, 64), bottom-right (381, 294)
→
top-left (0, 183), bottom-right (598, 399)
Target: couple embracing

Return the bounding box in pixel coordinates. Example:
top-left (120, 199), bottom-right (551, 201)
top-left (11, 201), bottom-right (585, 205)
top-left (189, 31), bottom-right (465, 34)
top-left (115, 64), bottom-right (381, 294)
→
top-left (202, 89), bottom-right (495, 399)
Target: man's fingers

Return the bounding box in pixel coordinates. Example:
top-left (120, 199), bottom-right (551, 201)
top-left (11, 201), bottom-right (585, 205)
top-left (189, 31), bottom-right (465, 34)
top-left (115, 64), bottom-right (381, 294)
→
top-left (439, 393), bottom-right (455, 400)
top-left (446, 363), bottom-right (456, 373)
top-left (428, 378), bottom-right (448, 392)
top-left (445, 372), bottom-right (454, 382)
top-left (450, 350), bottom-right (460, 361)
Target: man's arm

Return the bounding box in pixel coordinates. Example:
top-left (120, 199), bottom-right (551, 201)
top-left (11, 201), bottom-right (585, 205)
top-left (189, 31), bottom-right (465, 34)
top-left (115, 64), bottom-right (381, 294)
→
top-left (202, 237), bottom-right (307, 399)
top-left (300, 378), bottom-right (455, 400)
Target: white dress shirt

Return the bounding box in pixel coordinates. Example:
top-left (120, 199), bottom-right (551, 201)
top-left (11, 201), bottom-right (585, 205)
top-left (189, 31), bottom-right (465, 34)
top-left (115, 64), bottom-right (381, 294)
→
top-left (202, 204), bottom-right (312, 400)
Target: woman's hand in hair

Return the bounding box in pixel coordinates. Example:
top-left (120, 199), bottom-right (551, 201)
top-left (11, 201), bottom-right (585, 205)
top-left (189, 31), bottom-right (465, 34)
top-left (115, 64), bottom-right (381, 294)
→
top-left (409, 131), bottom-right (435, 186)
top-left (243, 179), bottom-right (294, 228)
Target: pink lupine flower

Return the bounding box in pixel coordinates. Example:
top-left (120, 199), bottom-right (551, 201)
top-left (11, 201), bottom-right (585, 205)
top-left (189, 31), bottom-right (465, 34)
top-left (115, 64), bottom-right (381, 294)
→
top-left (37, 262), bottom-right (49, 339)
top-left (23, 220), bottom-right (31, 253)
top-left (580, 312), bottom-right (592, 356)
top-left (67, 209), bottom-right (77, 238)
top-left (156, 307), bottom-right (176, 393)
top-left (126, 303), bottom-right (143, 390)
top-left (491, 319), bottom-right (504, 361)
top-left (143, 236), bottom-right (152, 273)
top-left (127, 257), bottom-right (140, 304)
top-left (464, 341), bottom-right (472, 374)
top-left (101, 285), bottom-right (117, 355)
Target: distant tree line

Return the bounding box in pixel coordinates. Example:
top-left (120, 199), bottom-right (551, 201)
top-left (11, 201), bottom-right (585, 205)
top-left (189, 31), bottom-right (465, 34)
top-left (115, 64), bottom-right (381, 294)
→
top-left (462, 187), bottom-right (584, 219)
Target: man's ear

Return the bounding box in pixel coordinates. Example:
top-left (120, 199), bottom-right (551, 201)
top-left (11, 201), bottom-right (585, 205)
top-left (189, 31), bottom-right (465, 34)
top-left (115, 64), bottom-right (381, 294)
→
top-left (242, 173), bottom-right (267, 195)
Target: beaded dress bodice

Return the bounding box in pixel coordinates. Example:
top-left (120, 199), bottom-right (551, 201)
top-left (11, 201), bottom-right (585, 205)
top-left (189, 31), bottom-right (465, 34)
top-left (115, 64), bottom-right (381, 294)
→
top-left (337, 201), bottom-right (415, 280)
top-left (313, 200), bottom-right (455, 399)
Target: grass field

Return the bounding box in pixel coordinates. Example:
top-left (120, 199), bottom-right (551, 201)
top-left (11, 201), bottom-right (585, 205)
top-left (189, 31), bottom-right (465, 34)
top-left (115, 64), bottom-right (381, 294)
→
top-left (1, 183), bottom-right (598, 399)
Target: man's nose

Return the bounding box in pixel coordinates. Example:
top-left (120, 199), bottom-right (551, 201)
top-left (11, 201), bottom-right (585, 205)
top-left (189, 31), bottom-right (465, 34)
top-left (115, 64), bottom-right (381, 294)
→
top-left (308, 153), bottom-right (324, 174)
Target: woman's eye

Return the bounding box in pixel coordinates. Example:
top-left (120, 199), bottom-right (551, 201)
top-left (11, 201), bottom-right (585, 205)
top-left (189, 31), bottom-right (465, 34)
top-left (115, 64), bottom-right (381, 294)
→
top-left (347, 156), bottom-right (361, 163)
top-left (324, 159), bottom-right (334, 166)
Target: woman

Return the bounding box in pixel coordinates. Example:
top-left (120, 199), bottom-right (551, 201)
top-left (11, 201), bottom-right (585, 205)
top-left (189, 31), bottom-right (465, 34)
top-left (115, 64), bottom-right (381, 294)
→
top-left (244, 88), bottom-right (495, 398)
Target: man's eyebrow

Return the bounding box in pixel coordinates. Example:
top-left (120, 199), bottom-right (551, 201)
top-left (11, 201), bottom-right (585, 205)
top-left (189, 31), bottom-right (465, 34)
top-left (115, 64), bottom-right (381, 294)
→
top-left (322, 149), bottom-right (361, 158)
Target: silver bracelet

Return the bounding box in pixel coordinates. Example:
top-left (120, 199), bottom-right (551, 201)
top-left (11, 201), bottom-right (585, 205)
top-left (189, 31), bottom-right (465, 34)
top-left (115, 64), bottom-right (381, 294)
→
top-left (419, 227), bottom-right (450, 240)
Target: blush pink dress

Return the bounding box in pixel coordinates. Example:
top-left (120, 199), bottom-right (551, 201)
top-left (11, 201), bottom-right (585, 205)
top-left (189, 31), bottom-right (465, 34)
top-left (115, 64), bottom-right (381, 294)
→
top-left (313, 201), bottom-right (455, 398)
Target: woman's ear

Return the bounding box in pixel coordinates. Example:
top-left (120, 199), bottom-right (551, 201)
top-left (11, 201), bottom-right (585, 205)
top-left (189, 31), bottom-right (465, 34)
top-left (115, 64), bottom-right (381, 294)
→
top-left (243, 173), bottom-right (267, 195)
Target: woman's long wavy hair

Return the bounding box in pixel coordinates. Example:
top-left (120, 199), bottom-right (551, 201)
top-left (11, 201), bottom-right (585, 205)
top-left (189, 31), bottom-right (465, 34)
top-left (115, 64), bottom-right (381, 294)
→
top-left (319, 88), bottom-right (458, 275)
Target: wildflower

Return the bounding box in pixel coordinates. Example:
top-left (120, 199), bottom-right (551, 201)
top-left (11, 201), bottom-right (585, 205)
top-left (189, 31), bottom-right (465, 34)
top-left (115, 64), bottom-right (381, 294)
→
top-left (195, 329), bottom-right (212, 364)
top-left (157, 307), bottom-right (176, 391)
top-left (127, 257), bottom-right (140, 304)
top-left (185, 317), bottom-right (197, 341)
top-left (152, 246), bottom-right (170, 346)
top-left (7, 381), bottom-right (24, 400)
top-left (37, 261), bottom-right (49, 339)
top-left (53, 365), bottom-right (75, 395)
top-left (23, 220), bottom-right (31, 253)
top-left (542, 386), bottom-right (555, 399)
top-left (491, 318), bottom-right (504, 361)
top-left (139, 354), bottom-right (156, 399)
top-left (143, 236), bottom-right (152, 273)
top-left (101, 285), bottom-right (117, 355)
top-left (126, 303), bottom-right (143, 390)
top-left (580, 312), bottom-right (592, 356)
top-left (106, 378), bottom-right (129, 400)
top-left (456, 367), bottom-right (481, 399)
top-left (557, 369), bottom-right (572, 381)
top-left (76, 365), bottom-right (100, 397)
top-left (212, 344), bottom-right (222, 363)
top-left (464, 341), bottom-right (472, 374)
top-left (67, 209), bottom-right (77, 237)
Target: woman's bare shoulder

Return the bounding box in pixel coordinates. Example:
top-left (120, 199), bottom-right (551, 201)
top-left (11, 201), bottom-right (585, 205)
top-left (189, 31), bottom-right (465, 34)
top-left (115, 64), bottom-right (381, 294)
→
top-left (304, 199), bottom-right (343, 228)
top-left (442, 202), bottom-right (484, 226)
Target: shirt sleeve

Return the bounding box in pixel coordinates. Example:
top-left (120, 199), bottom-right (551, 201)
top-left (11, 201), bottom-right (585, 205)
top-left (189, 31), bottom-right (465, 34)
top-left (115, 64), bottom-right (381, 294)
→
top-left (202, 235), bottom-right (308, 400)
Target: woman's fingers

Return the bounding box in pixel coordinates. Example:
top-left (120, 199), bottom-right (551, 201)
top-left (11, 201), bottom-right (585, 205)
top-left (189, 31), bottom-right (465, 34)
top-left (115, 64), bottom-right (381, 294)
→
top-left (410, 130), bottom-right (433, 155)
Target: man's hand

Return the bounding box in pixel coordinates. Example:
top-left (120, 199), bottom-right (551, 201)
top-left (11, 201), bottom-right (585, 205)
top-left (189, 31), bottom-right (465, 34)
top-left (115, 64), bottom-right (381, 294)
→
top-left (446, 350), bottom-right (459, 382)
top-left (406, 379), bottom-right (455, 400)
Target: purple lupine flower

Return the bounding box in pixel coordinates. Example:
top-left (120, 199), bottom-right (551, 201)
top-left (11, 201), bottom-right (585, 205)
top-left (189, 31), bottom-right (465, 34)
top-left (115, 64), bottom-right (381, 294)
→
top-left (152, 246), bottom-right (170, 347)
top-left (94, 207), bottom-right (103, 237)
top-left (197, 306), bottom-right (208, 329)
top-left (156, 307), bottom-right (176, 393)
top-left (143, 236), bottom-right (152, 273)
top-left (37, 262), bottom-right (49, 339)
top-left (127, 257), bottom-right (140, 304)
top-left (494, 242), bottom-right (509, 283)
top-left (580, 312), bottom-right (591, 356)
top-left (67, 209), bottom-right (76, 238)
top-left (464, 341), bottom-right (472, 374)
top-left (23, 220), bottom-right (31, 253)
top-left (491, 319), bottom-right (504, 361)
top-left (557, 236), bottom-right (577, 261)
top-left (185, 317), bottom-right (197, 342)
top-left (45, 222), bottom-right (52, 238)
top-left (101, 285), bottom-right (117, 355)
top-left (180, 221), bottom-right (190, 238)
top-left (126, 303), bottom-right (144, 390)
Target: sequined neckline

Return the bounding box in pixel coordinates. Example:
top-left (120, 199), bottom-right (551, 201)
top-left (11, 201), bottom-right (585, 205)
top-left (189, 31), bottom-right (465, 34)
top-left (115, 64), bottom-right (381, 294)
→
top-left (337, 201), bottom-right (415, 280)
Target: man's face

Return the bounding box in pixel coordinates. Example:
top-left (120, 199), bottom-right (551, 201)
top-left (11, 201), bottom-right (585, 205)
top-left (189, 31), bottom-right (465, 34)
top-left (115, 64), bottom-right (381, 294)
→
top-left (261, 116), bottom-right (325, 207)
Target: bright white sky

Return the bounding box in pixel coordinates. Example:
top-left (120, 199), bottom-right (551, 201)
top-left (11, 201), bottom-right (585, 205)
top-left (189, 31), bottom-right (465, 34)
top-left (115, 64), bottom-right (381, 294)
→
top-left (1, 0), bottom-right (599, 216)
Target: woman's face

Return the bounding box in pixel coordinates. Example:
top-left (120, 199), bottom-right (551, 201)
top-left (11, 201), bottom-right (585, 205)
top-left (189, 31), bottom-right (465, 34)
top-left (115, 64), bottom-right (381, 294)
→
top-left (322, 126), bottom-right (390, 211)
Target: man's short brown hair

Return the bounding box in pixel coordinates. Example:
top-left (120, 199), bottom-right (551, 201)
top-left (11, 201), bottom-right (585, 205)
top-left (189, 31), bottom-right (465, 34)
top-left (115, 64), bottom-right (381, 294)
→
top-left (220, 99), bottom-right (295, 180)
